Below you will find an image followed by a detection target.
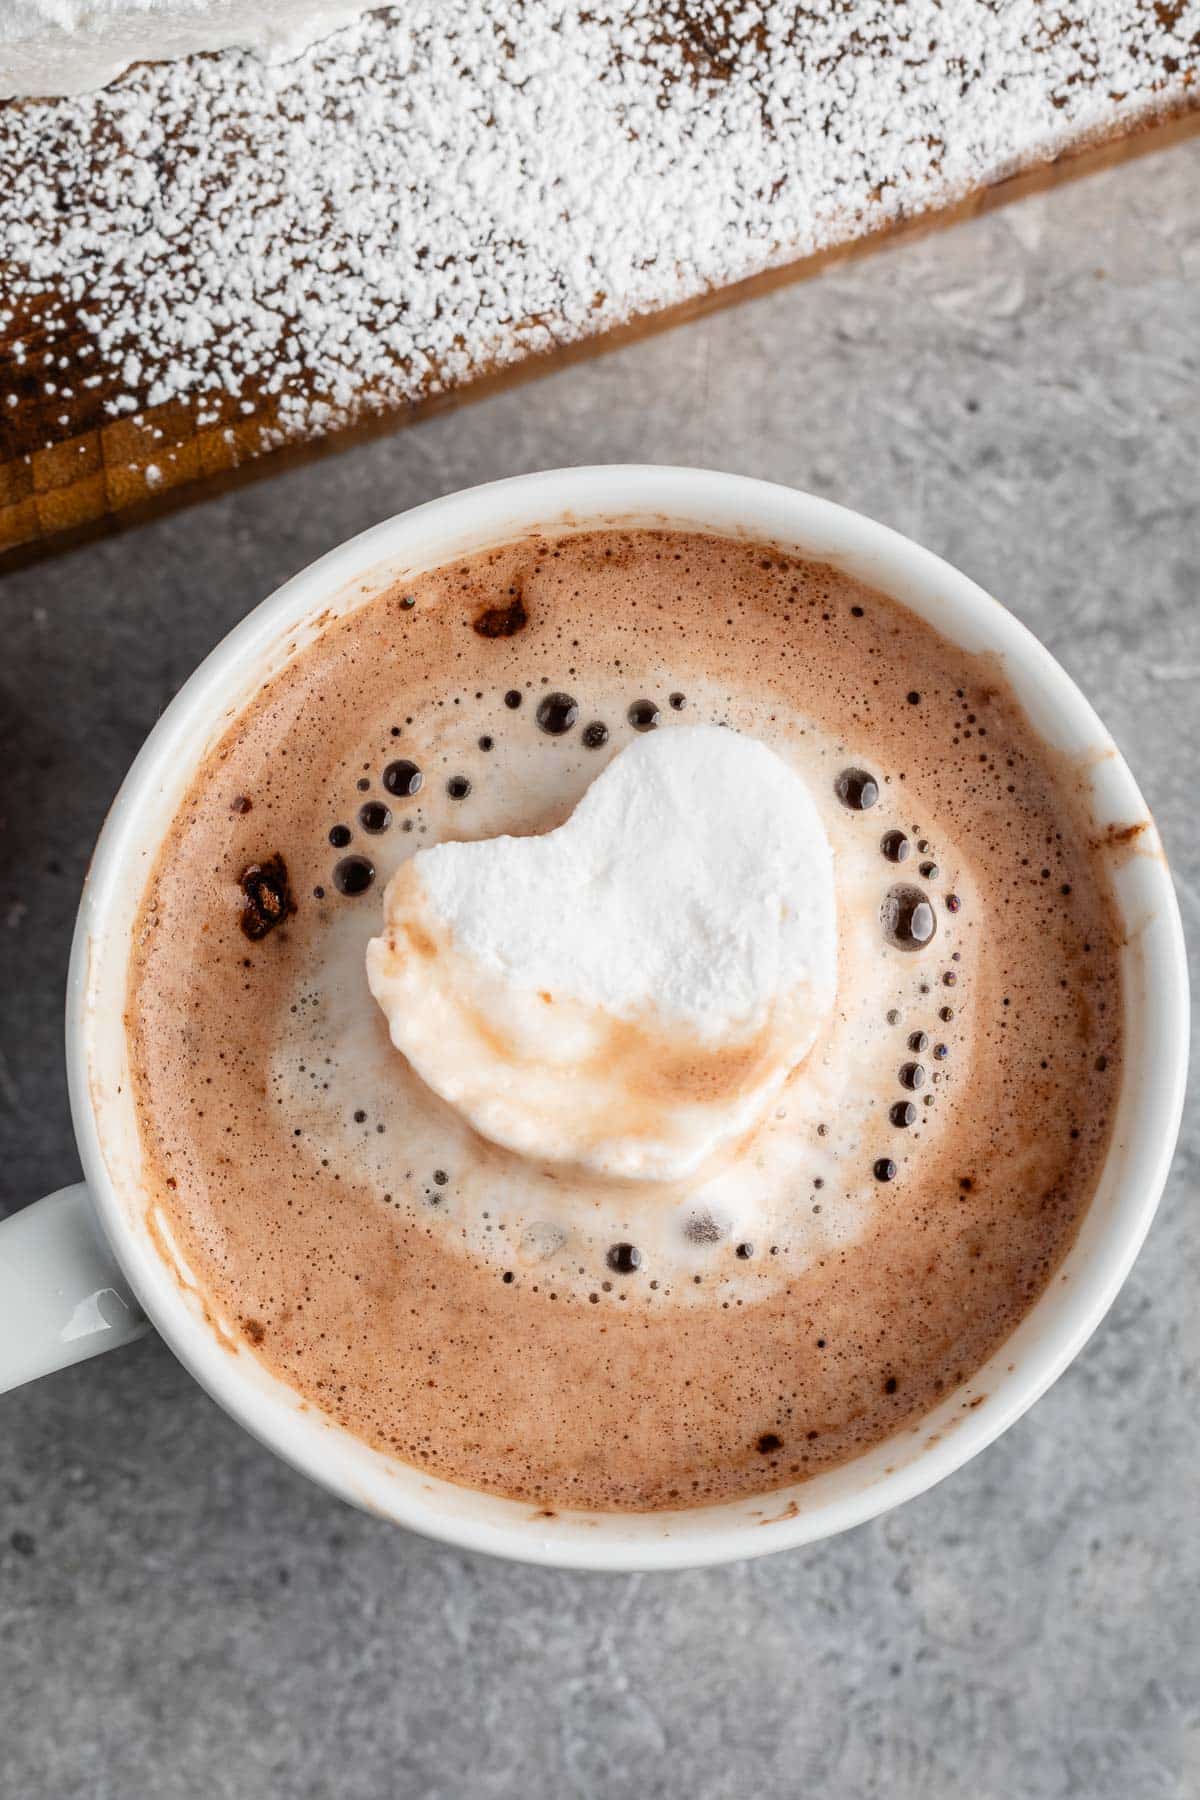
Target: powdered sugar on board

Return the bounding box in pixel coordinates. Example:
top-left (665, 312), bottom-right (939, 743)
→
top-left (1, 2), bottom-right (1197, 462)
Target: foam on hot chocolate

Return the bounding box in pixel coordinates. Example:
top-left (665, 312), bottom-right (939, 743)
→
top-left (366, 726), bottom-right (837, 1180)
top-left (125, 528), bottom-right (1124, 1512)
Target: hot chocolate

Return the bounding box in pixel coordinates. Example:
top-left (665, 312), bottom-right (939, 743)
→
top-left (126, 528), bottom-right (1123, 1511)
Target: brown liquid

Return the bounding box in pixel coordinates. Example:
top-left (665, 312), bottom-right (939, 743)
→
top-left (126, 529), bottom-right (1123, 1511)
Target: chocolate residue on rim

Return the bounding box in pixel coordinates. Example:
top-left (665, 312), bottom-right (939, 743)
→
top-left (1099, 820), bottom-right (1148, 848)
top-left (239, 855), bottom-right (296, 940)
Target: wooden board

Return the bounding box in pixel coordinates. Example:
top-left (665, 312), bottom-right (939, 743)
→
top-left (1, 3), bottom-right (1197, 569)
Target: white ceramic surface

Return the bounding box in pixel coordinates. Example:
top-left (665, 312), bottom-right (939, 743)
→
top-left (2, 467), bottom-right (1188, 1570)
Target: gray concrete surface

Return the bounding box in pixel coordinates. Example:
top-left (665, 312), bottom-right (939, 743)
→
top-left (1, 140), bottom-right (1198, 1800)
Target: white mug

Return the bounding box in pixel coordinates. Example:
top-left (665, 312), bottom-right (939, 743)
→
top-left (0, 467), bottom-right (1187, 1570)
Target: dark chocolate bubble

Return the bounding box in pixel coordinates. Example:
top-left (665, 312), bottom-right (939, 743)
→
top-left (383, 759), bottom-right (422, 798)
top-left (881, 830), bottom-right (910, 863)
top-left (835, 767), bottom-right (879, 811)
top-left (334, 856), bottom-right (375, 897)
top-left (582, 721), bottom-right (609, 749)
top-left (359, 802), bottom-right (390, 834)
top-left (628, 699), bottom-right (660, 732)
top-left (536, 693), bottom-right (578, 735)
top-left (239, 855), bottom-right (295, 941)
top-left (882, 885), bottom-right (937, 950)
top-left (606, 1243), bottom-right (642, 1275)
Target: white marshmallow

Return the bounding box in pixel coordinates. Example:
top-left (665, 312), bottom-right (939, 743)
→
top-left (366, 725), bottom-right (837, 1180)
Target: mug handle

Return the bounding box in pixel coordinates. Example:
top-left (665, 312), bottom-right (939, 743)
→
top-left (0, 1184), bottom-right (148, 1394)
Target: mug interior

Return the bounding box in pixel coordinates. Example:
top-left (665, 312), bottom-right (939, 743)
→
top-left (68, 467), bottom-right (1188, 1569)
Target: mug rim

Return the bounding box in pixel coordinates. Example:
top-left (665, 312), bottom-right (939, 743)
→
top-left (66, 465), bottom-right (1189, 1570)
